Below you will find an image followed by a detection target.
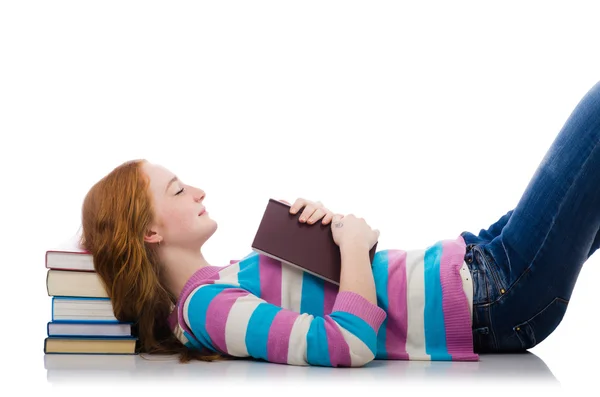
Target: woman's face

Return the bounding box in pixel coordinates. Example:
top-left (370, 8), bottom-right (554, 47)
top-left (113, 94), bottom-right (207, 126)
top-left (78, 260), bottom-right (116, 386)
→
top-left (142, 161), bottom-right (217, 249)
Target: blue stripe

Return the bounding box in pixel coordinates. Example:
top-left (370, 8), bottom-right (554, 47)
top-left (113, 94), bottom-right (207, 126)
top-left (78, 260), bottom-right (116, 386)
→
top-left (330, 312), bottom-right (378, 356)
top-left (245, 303), bottom-right (281, 360)
top-left (306, 317), bottom-right (331, 366)
top-left (300, 272), bottom-right (325, 316)
top-left (373, 251), bottom-right (389, 359)
top-left (237, 254), bottom-right (261, 296)
top-left (186, 284), bottom-right (235, 353)
top-left (423, 242), bottom-right (451, 360)
top-left (182, 330), bottom-right (209, 351)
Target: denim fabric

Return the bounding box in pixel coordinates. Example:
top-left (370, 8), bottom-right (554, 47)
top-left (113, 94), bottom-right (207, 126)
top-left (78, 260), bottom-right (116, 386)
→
top-left (460, 80), bottom-right (600, 353)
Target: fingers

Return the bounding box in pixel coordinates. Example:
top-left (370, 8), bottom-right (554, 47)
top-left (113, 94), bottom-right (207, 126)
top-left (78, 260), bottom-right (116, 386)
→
top-left (289, 198), bottom-right (306, 215)
top-left (289, 198), bottom-right (331, 224)
top-left (304, 207), bottom-right (326, 224)
top-left (298, 204), bottom-right (315, 222)
top-left (321, 211), bottom-right (334, 225)
top-left (332, 214), bottom-right (345, 223)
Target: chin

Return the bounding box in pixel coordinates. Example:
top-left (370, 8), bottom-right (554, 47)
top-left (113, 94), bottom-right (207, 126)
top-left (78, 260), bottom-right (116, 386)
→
top-left (197, 222), bottom-right (218, 245)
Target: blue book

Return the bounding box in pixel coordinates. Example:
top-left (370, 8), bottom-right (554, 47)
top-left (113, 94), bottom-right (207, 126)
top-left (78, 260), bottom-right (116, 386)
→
top-left (47, 321), bottom-right (133, 337)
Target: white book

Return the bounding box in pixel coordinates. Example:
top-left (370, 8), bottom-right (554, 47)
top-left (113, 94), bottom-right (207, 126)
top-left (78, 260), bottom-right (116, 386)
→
top-left (52, 297), bottom-right (117, 321)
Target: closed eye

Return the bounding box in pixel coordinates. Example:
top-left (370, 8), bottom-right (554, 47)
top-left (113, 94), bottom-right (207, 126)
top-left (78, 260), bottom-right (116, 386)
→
top-left (175, 187), bottom-right (185, 196)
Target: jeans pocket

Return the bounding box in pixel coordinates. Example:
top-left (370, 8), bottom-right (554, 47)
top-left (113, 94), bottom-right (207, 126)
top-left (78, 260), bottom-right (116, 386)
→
top-left (472, 245), bottom-right (508, 302)
top-left (512, 297), bottom-right (569, 349)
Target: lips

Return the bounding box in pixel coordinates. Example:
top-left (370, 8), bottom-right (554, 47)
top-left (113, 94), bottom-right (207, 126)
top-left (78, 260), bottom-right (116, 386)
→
top-left (198, 208), bottom-right (206, 216)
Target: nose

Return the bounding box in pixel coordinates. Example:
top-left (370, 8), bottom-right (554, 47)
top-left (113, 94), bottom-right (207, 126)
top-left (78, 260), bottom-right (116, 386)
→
top-left (193, 189), bottom-right (205, 202)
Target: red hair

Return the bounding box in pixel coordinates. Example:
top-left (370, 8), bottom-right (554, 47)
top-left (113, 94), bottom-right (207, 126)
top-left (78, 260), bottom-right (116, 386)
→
top-left (80, 159), bottom-right (225, 363)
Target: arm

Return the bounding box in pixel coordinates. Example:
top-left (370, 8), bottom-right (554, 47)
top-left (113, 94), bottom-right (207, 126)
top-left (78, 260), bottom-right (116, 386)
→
top-left (338, 243), bottom-right (378, 305)
top-left (183, 283), bottom-right (386, 367)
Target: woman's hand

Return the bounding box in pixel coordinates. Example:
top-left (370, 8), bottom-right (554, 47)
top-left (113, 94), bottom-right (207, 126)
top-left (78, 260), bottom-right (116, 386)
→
top-left (278, 198), bottom-right (336, 225)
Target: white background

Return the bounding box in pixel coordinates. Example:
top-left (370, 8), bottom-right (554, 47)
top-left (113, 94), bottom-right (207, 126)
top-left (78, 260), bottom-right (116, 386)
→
top-left (1, 1), bottom-right (599, 395)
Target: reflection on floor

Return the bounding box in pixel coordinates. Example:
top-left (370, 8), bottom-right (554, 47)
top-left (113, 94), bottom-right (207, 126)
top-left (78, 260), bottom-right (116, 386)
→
top-left (44, 351), bottom-right (559, 387)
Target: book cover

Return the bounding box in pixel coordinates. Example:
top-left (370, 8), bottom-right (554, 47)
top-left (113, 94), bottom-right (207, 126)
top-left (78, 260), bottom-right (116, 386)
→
top-left (47, 321), bottom-right (133, 337)
top-left (46, 250), bottom-right (94, 272)
top-left (44, 337), bottom-right (138, 355)
top-left (251, 198), bottom-right (378, 285)
top-left (47, 270), bottom-right (109, 298)
top-left (46, 229), bottom-right (94, 271)
top-left (44, 353), bottom-right (137, 370)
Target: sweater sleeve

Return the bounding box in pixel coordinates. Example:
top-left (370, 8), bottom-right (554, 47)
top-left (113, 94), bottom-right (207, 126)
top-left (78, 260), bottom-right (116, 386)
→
top-left (182, 283), bottom-right (387, 367)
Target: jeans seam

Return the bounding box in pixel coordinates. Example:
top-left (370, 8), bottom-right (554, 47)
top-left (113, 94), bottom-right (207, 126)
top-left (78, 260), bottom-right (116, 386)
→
top-left (486, 294), bottom-right (498, 350)
top-left (486, 141), bottom-right (600, 305)
top-left (516, 136), bottom-right (600, 281)
top-left (500, 238), bottom-right (512, 276)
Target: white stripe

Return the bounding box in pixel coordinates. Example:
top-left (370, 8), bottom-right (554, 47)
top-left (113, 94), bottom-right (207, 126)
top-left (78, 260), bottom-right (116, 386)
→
top-left (405, 249), bottom-right (430, 360)
top-left (334, 323), bottom-right (375, 367)
top-left (173, 324), bottom-right (189, 345)
top-left (280, 262), bottom-right (304, 311)
top-left (214, 262), bottom-right (241, 286)
top-left (287, 314), bottom-right (312, 366)
top-left (460, 261), bottom-right (474, 319)
top-left (224, 293), bottom-right (263, 357)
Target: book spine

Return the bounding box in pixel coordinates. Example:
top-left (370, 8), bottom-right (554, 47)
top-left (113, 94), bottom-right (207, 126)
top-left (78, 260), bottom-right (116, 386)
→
top-left (48, 334), bottom-right (134, 339)
top-left (49, 319), bottom-right (121, 324)
top-left (45, 336), bottom-right (137, 340)
top-left (52, 296), bottom-right (111, 301)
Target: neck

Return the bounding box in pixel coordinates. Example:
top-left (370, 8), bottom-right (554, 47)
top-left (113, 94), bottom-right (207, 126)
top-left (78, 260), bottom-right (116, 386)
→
top-left (158, 245), bottom-right (212, 299)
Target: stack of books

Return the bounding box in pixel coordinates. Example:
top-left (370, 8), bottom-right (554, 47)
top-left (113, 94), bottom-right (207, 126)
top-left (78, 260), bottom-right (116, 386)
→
top-left (44, 234), bottom-right (138, 355)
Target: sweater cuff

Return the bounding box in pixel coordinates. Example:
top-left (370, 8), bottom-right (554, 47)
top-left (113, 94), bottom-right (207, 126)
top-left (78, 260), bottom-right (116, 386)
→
top-left (332, 291), bottom-right (387, 331)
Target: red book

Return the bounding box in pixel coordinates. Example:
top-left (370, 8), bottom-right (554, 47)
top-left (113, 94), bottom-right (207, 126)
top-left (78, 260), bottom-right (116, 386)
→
top-left (251, 198), bottom-right (378, 285)
top-left (46, 231), bottom-right (94, 272)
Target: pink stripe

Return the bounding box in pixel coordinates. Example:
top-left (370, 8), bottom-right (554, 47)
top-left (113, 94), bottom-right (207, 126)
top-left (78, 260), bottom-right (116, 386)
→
top-left (167, 307), bottom-right (178, 331)
top-left (323, 281), bottom-right (338, 314)
top-left (177, 268), bottom-right (221, 337)
top-left (440, 237), bottom-right (479, 361)
top-left (266, 310), bottom-right (297, 363)
top-left (332, 291), bottom-right (387, 331)
top-left (205, 289), bottom-right (250, 353)
top-left (324, 316), bottom-right (352, 366)
top-left (259, 256), bottom-right (282, 306)
top-left (385, 250), bottom-right (409, 359)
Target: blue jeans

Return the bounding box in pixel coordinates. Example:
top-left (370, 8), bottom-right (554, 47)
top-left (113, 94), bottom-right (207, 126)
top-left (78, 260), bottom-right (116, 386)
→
top-left (460, 80), bottom-right (600, 353)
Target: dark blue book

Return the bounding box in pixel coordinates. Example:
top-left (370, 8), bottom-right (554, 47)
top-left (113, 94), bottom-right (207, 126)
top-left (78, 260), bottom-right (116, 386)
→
top-left (47, 321), bottom-right (133, 337)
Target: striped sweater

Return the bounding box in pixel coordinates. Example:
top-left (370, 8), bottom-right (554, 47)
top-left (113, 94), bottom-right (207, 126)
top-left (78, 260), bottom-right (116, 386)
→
top-left (167, 234), bottom-right (478, 367)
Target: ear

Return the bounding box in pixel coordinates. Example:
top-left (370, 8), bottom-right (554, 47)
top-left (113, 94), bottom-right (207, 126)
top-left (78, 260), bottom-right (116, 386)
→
top-left (144, 227), bottom-right (163, 244)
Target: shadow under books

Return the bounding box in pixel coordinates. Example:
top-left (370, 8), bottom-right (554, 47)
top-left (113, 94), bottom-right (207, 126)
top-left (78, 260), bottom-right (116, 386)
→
top-left (44, 351), bottom-right (559, 385)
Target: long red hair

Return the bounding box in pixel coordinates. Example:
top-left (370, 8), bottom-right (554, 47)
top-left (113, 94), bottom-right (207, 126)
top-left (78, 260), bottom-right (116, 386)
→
top-left (80, 159), bottom-right (224, 363)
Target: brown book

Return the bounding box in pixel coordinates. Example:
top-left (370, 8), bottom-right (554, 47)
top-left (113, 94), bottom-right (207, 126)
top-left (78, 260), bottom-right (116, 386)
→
top-left (251, 198), bottom-right (378, 285)
top-left (44, 337), bottom-right (137, 354)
